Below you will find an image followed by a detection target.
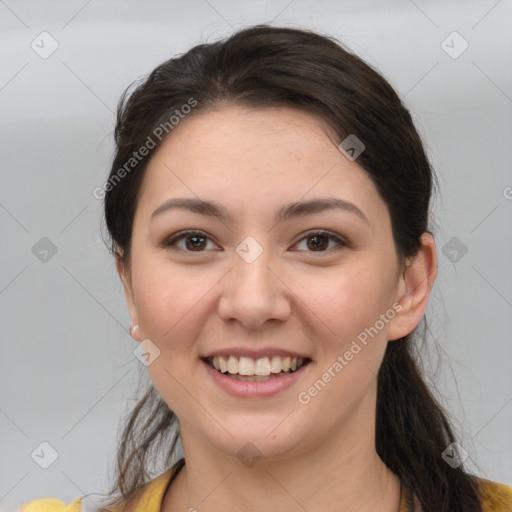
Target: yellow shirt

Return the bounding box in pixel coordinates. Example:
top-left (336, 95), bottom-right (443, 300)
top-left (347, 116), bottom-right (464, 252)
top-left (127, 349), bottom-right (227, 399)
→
top-left (20, 459), bottom-right (512, 512)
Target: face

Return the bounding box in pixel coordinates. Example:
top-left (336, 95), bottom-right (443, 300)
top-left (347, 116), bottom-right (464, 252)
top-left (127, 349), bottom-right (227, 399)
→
top-left (119, 105), bottom-right (418, 462)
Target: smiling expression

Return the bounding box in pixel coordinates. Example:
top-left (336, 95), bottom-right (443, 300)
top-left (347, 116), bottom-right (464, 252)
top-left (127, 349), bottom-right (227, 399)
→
top-left (119, 105), bottom-right (411, 460)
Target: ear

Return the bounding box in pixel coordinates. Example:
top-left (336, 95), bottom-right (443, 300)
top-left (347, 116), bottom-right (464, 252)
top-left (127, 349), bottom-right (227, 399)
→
top-left (387, 232), bottom-right (437, 341)
top-left (116, 251), bottom-right (142, 342)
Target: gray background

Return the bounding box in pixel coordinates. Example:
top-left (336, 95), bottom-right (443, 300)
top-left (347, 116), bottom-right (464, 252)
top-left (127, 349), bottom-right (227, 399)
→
top-left (1, 0), bottom-right (511, 509)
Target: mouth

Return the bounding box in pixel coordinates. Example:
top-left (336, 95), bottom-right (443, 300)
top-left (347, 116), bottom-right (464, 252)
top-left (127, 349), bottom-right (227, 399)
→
top-left (201, 355), bottom-right (312, 382)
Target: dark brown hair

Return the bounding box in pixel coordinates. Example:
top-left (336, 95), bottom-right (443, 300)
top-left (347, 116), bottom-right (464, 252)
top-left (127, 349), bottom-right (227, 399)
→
top-left (100, 24), bottom-right (483, 511)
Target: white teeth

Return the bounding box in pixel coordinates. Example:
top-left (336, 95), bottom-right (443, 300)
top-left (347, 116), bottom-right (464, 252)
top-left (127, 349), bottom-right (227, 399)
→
top-left (270, 355), bottom-right (281, 373)
top-left (238, 357), bottom-right (254, 376)
top-left (207, 355), bottom-right (308, 376)
top-left (218, 356), bottom-right (228, 373)
top-left (227, 355), bottom-right (238, 374)
top-left (254, 357), bottom-right (270, 376)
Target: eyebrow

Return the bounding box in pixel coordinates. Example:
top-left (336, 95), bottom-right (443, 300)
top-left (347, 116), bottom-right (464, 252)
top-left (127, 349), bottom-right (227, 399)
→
top-left (150, 197), bottom-right (370, 226)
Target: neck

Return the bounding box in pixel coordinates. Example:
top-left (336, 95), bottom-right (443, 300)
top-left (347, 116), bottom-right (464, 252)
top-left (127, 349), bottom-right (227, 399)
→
top-left (162, 413), bottom-right (402, 512)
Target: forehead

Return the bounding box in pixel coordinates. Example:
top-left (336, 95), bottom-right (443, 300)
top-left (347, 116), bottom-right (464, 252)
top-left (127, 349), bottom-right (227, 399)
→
top-left (137, 105), bottom-right (390, 230)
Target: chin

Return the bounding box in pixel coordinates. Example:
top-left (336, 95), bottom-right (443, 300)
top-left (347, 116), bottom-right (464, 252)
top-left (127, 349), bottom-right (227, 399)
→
top-left (204, 418), bottom-right (306, 463)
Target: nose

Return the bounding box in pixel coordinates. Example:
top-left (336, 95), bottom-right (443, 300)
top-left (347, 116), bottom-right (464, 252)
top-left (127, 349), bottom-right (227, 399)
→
top-left (217, 244), bottom-right (292, 330)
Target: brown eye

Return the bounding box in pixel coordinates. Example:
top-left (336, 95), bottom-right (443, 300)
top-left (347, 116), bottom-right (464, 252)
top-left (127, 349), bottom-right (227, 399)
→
top-left (163, 229), bottom-right (347, 253)
top-left (307, 234), bottom-right (329, 251)
top-left (184, 235), bottom-right (207, 251)
top-left (294, 230), bottom-right (347, 252)
top-left (164, 231), bottom-right (218, 252)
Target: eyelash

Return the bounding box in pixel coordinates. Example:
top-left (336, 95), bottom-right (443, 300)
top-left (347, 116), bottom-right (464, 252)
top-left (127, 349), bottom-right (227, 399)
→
top-left (163, 229), bottom-right (348, 253)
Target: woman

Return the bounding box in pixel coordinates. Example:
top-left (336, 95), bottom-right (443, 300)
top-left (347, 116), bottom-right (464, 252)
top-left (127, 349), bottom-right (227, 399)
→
top-left (22, 24), bottom-right (512, 512)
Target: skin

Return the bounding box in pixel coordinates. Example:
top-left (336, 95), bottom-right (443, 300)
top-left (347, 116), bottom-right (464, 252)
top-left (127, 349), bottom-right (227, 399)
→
top-left (117, 105), bottom-right (437, 512)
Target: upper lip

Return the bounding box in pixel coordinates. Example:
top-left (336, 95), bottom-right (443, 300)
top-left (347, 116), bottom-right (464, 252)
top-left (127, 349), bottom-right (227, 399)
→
top-left (201, 348), bottom-right (312, 360)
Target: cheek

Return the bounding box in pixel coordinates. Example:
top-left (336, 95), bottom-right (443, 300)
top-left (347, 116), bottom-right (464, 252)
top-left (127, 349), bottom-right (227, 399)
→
top-left (132, 261), bottom-right (210, 342)
top-left (133, 263), bottom-right (210, 411)
top-left (295, 263), bottom-right (392, 344)
top-left (295, 267), bottom-right (392, 420)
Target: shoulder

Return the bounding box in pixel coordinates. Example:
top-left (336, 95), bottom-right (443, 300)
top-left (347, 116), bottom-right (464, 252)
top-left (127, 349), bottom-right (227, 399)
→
top-left (476, 477), bottom-right (512, 512)
top-left (19, 497), bottom-right (83, 512)
top-left (19, 460), bottom-right (185, 512)
top-left (19, 496), bottom-right (114, 512)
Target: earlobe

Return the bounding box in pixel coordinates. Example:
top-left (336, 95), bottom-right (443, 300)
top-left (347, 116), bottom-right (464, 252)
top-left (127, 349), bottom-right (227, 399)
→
top-left (387, 233), bottom-right (437, 341)
top-left (115, 251), bottom-right (142, 342)
top-left (129, 323), bottom-right (142, 342)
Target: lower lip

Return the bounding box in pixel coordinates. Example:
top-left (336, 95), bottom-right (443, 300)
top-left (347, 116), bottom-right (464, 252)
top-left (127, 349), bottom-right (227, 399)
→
top-left (201, 359), bottom-right (311, 399)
